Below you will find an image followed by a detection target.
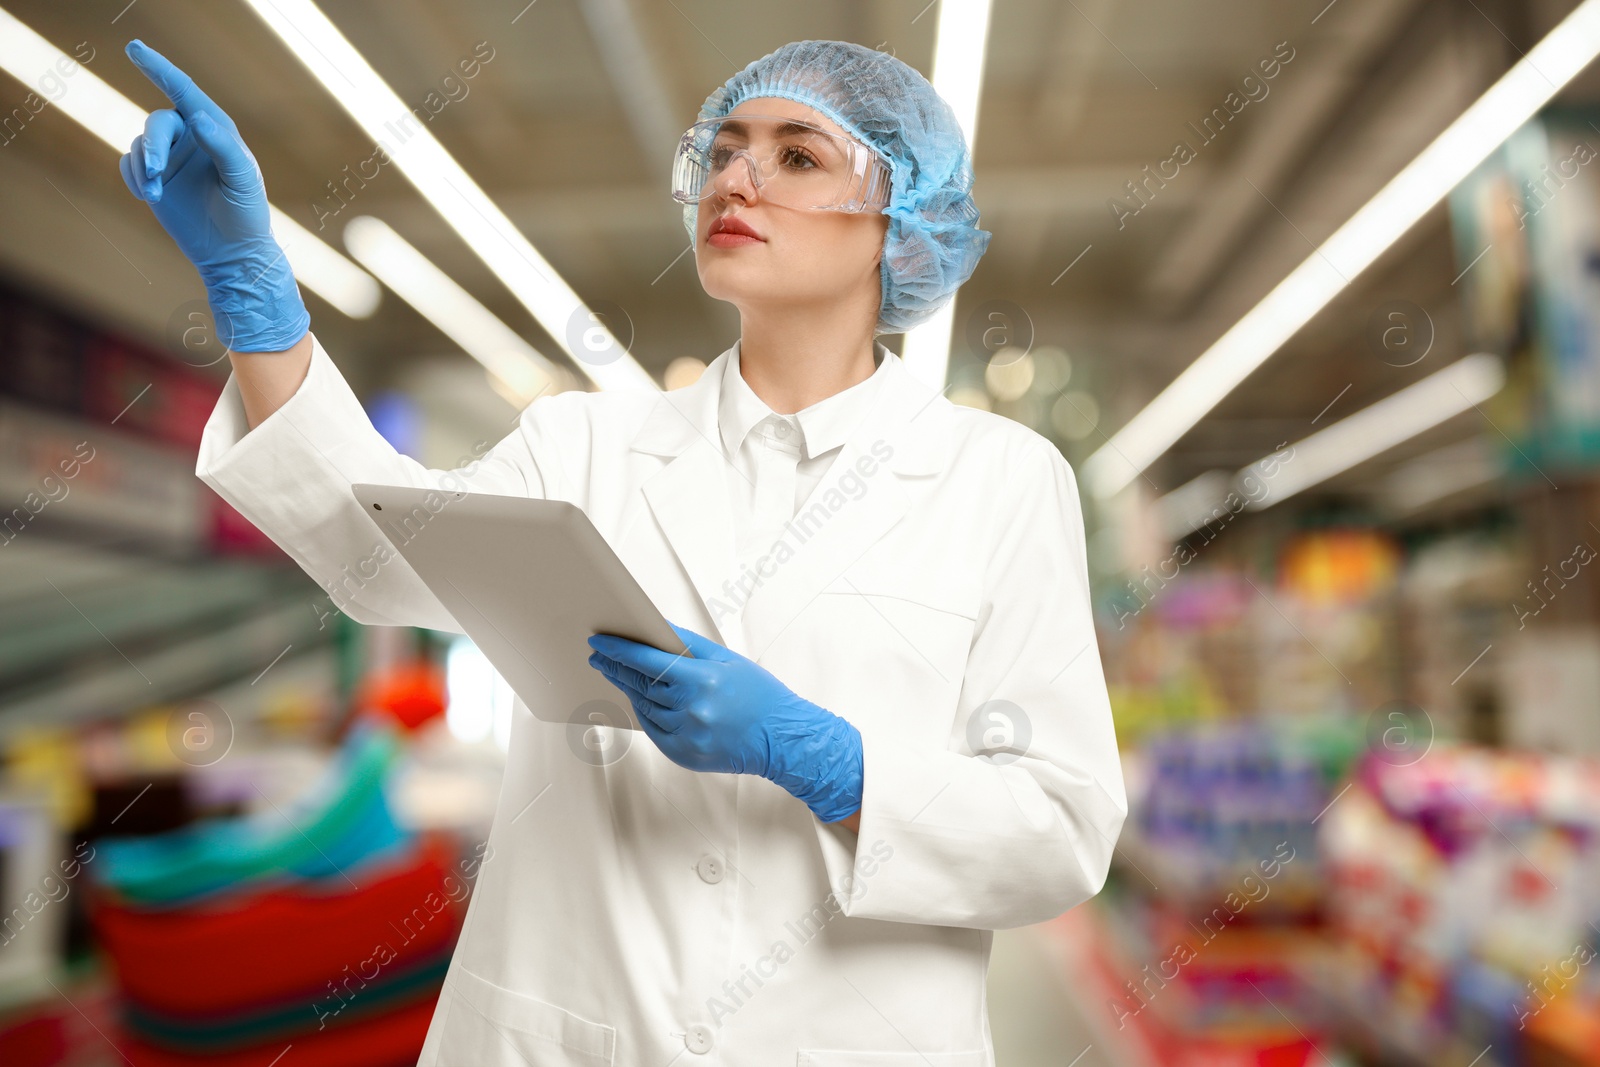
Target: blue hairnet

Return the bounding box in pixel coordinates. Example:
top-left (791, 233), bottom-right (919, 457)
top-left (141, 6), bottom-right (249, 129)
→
top-left (683, 40), bottom-right (992, 336)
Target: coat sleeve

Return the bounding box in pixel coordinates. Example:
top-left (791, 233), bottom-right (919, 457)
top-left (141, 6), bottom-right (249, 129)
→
top-left (816, 436), bottom-right (1128, 930)
top-left (194, 333), bottom-right (569, 633)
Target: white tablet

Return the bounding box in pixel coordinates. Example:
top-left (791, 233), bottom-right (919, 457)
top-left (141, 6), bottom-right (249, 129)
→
top-left (350, 483), bottom-right (689, 732)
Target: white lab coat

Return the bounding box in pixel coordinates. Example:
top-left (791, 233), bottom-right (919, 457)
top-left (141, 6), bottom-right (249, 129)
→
top-left (195, 334), bottom-right (1127, 1067)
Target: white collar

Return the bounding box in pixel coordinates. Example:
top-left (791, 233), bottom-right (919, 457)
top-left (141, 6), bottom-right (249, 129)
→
top-left (717, 339), bottom-right (890, 461)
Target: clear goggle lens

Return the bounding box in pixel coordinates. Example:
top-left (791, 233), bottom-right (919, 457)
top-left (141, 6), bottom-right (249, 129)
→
top-left (671, 114), bottom-right (892, 213)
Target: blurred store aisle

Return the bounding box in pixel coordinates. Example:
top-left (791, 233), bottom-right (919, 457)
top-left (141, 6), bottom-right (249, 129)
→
top-left (988, 921), bottom-right (1119, 1067)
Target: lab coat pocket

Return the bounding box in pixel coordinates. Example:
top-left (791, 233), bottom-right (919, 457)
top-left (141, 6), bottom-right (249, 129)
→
top-left (816, 563), bottom-right (981, 740)
top-left (432, 965), bottom-right (616, 1066)
top-left (796, 1048), bottom-right (990, 1066)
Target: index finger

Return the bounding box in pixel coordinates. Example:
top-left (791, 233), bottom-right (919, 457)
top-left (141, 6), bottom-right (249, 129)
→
top-left (124, 39), bottom-right (229, 126)
top-left (588, 634), bottom-right (691, 683)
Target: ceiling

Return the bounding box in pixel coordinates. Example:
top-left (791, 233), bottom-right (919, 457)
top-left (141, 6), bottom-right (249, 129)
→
top-left (0, 0), bottom-right (1592, 538)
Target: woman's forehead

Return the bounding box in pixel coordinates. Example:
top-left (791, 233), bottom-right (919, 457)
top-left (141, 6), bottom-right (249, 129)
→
top-left (725, 96), bottom-right (847, 139)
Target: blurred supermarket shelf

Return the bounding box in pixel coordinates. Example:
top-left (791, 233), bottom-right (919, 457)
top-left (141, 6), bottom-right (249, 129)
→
top-left (0, 560), bottom-right (336, 745)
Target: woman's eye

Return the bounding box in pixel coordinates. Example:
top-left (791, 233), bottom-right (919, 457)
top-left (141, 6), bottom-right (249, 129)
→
top-left (780, 146), bottom-right (819, 170)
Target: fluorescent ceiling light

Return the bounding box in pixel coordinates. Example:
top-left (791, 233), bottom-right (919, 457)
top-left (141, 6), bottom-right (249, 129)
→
top-left (1238, 353), bottom-right (1504, 508)
top-left (576, 0), bottom-right (680, 164)
top-left (242, 0), bottom-right (657, 392)
top-left (345, 216), bottom-right (563, 406)
top-left (0, 9), bottom-right (146, 150)
top-left (1381, 436), bottom-right (1499, 513)
top-left (268, 206), bottom-right (381, 317)
top-left (899, 0), bottom-right (994, 390)
top-left (1084, 0), bottom-right (1600, 499)
top-left (1156, 468), bottom-right (1233, 540)
top-left (0, 6), bottom-right (380, 320)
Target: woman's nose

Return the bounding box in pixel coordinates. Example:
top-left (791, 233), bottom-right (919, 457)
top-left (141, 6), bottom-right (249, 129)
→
top-left (711, 149), bottom-right (762, 204)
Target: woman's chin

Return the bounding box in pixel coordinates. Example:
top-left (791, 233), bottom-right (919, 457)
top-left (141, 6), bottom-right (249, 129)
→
top-left (697, 265), bottom-right (779, 304)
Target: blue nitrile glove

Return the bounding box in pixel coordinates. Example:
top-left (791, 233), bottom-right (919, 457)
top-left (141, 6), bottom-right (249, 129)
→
top-left (587, 623), bottom-right (864, 824)
top-left (118, 40), bottom-right (310, 352)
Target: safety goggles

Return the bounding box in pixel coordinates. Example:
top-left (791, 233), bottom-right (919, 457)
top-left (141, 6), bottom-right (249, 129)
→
top-left (671, 113), bottom-right (893, 213)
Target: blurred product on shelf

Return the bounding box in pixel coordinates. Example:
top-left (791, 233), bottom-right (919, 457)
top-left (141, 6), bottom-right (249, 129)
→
top-left (1053, 717), bottom-right (1366, 1067)
top-left (1450, 109), bottom-right (1600, 475)
top-left (1101, 568), bottom-right (1251, 746)
top-left (90, 834), bottom-right (465, 1065)
top-left (1050, 904), bottom-right (1338, 1067)
top-left (1129, 717), bottom-right (1359, 897)
top-left (1320, 744), bottom-right (1600, 1066)
top-left (0, 793), bottom-right (79, 1005)
top-left (1101, 527), bottom-right (1406, 750)
top-left (0, 612), bottom-right (507, 1065)
top-left (1278, 529), bottom-right (1402, 608)
top-left (0, 280), bottom-right (277, 557)
top-left (74, 719), bottom-right (472, 1065)
top-left (353, 659), bottom-right (448, 734)
top-left (87, 720), bottom-right (405, 905)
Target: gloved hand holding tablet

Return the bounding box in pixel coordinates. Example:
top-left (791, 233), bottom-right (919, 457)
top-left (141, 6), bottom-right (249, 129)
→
top-left (587, 625), bottom-right (865, 824)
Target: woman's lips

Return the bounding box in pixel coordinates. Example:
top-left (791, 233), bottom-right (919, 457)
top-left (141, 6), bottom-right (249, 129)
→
top-left (708, 214), bottom-right (764, 248)
top-left (707, 231), bottom-right (763, 248)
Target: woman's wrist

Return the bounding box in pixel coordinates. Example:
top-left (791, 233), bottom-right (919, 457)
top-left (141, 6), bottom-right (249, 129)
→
top-left (229, 330), bottom-right (314, 431)
top-left (766, 710), bottom-right (863, 824)
top-left (204, 253), bottom-right (310, 354)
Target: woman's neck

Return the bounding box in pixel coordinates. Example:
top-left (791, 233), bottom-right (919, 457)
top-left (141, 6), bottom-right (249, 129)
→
top-left (736, 304), bottom-right (880, 414)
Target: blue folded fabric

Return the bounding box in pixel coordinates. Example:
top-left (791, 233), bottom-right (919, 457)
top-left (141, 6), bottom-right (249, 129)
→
top-left (93, 720), bottom-right (409, 905)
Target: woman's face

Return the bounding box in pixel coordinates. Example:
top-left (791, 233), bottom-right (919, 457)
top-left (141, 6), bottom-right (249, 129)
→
top-left (693, 96), bottom-right (890, 326)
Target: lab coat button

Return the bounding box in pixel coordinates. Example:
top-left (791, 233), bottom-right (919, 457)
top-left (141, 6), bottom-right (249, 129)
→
top-left (695, 855), bottom-right (724, 883)
top-left (685, 1023), bottom-right (714, 1053)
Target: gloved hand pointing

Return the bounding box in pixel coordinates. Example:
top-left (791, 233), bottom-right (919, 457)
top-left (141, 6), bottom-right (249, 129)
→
top-left (587, 624), bottom-right (864, 824)
top-left (119, 39), bottom-right (309, 353)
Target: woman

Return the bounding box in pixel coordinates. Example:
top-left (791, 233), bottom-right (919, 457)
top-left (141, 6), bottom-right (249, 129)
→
top-left (120, 35), bottom-right (1125, 1067)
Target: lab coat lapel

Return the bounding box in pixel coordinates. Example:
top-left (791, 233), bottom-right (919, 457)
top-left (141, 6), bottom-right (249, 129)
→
top-left (738, 352), bottom-right (951, 663)
top-left (631, 346), bottom-right (743, 651)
